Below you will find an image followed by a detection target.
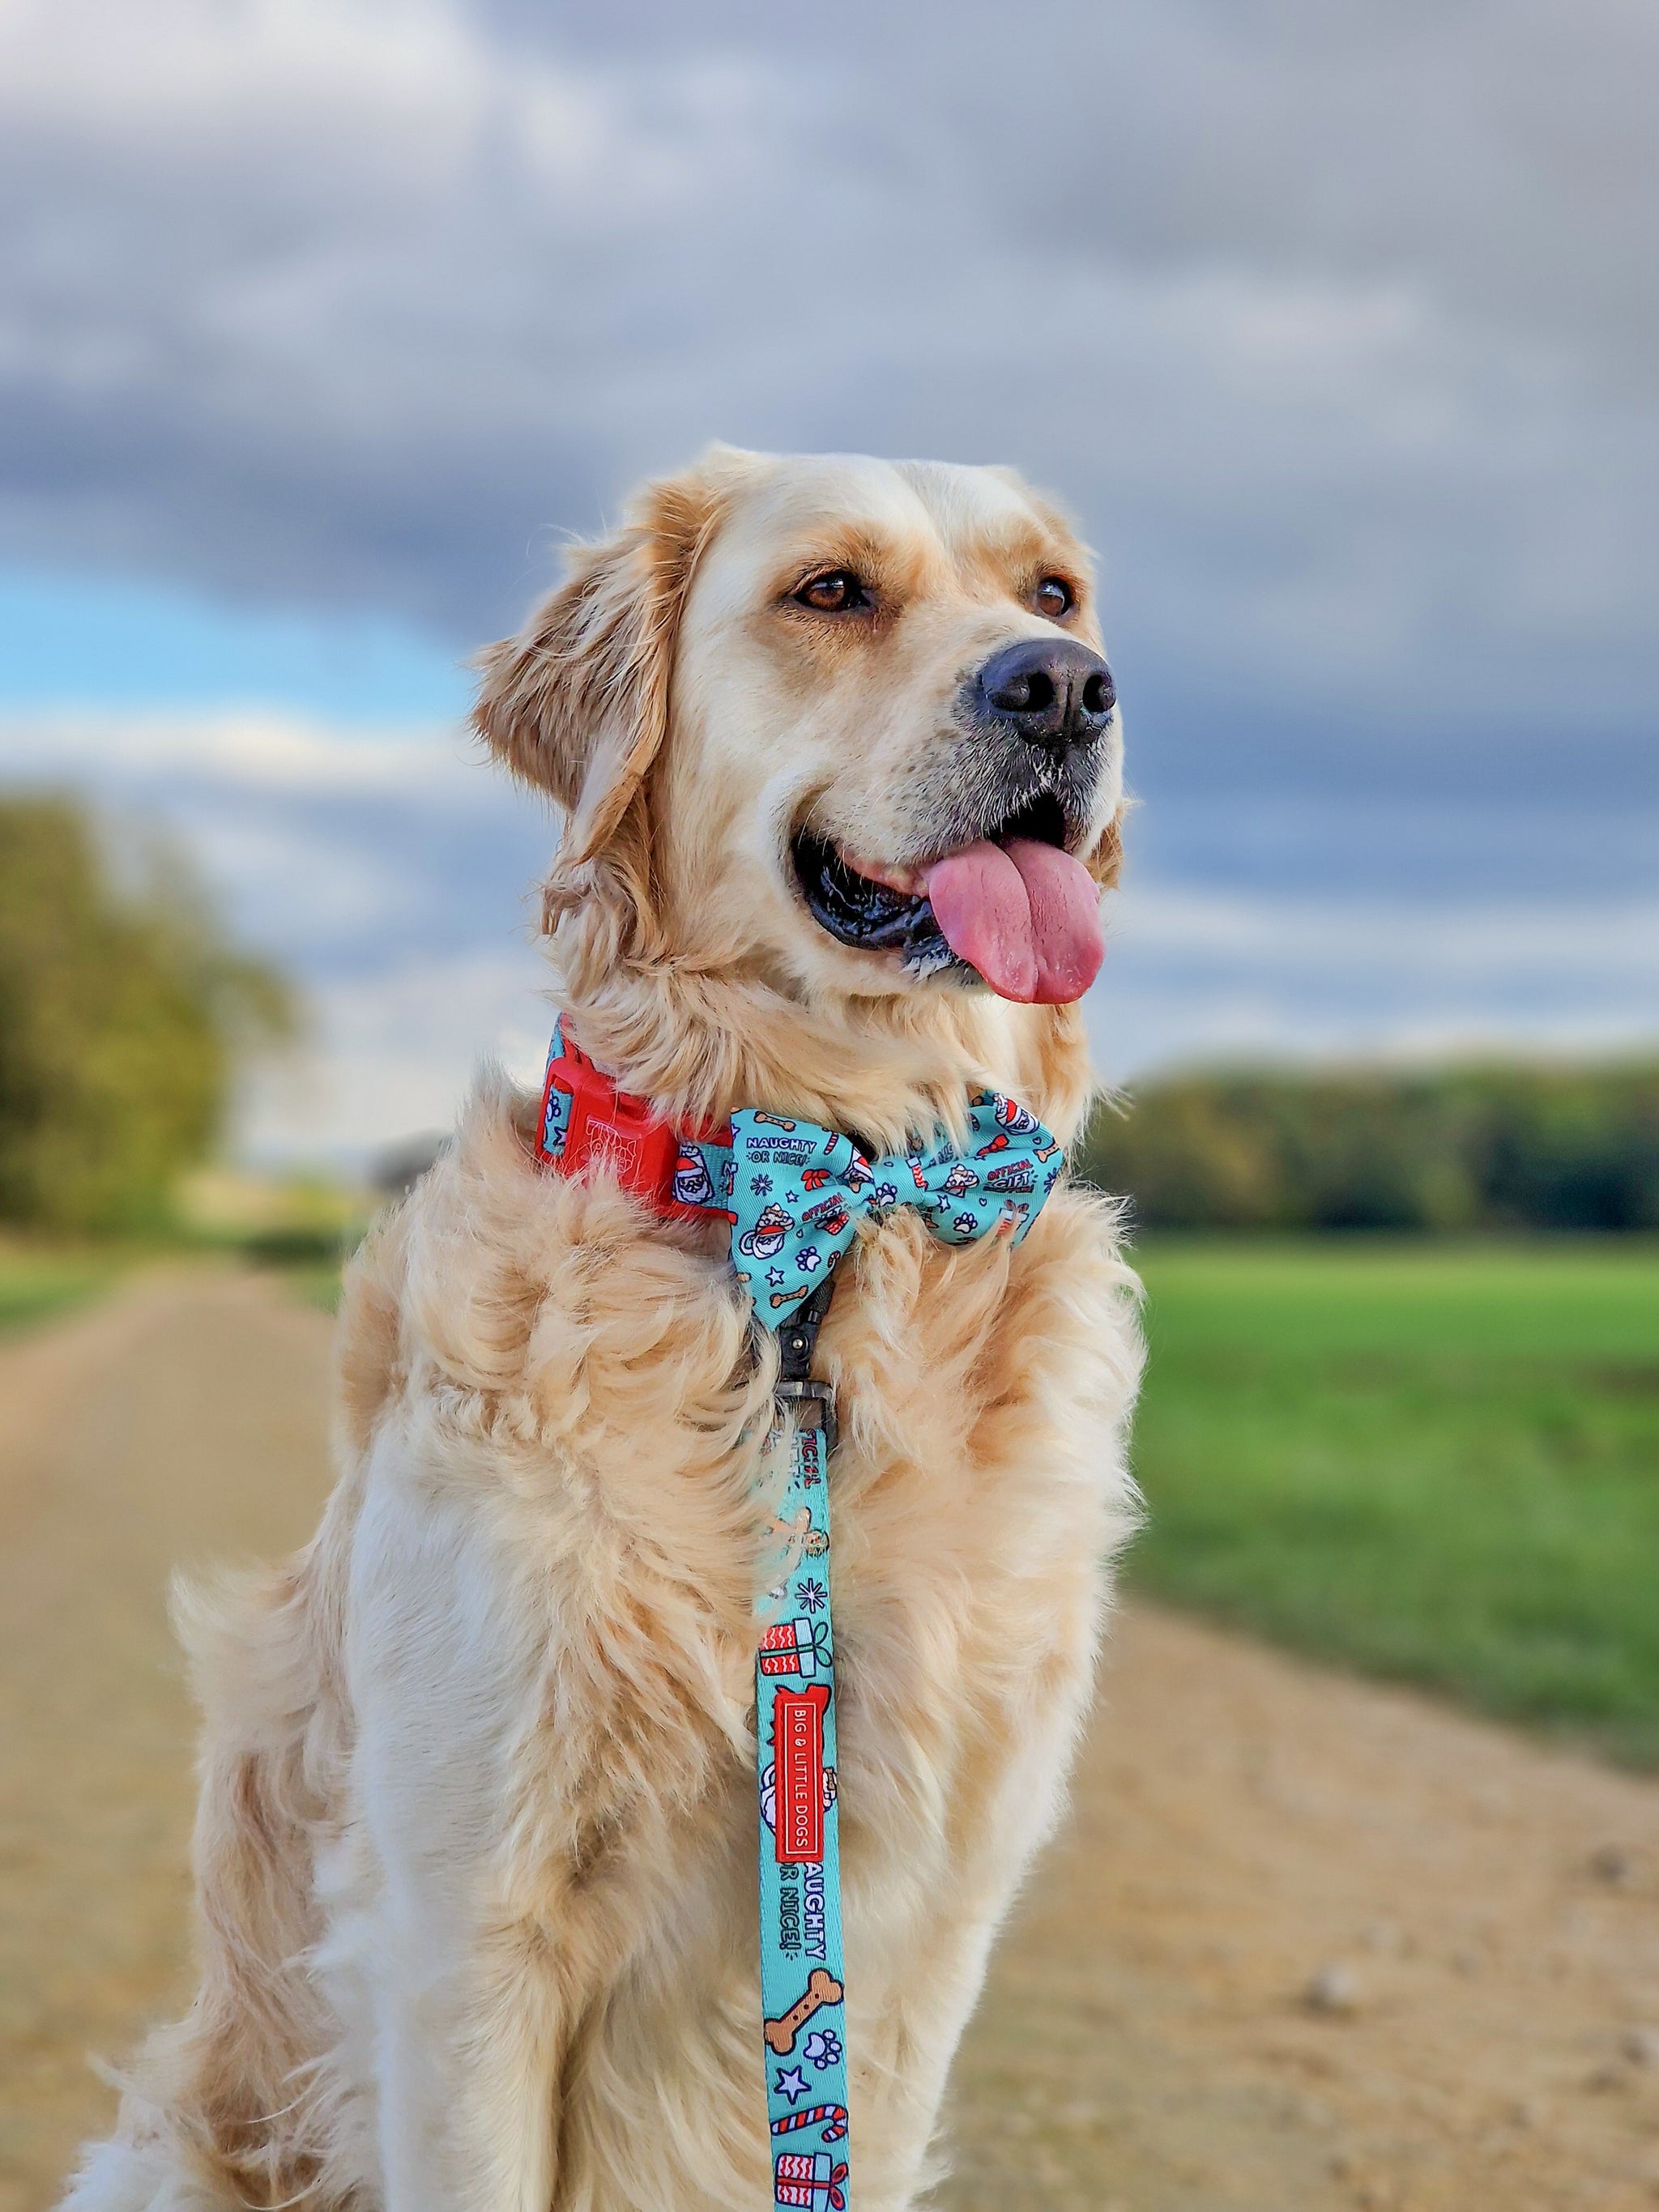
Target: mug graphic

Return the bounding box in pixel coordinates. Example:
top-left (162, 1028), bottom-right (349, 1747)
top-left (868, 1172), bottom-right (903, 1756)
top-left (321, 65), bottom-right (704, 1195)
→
top-left (739, 1202), bottom-right (794, 1260)
top-left (992, 1093), bottom-right (1039, 1136)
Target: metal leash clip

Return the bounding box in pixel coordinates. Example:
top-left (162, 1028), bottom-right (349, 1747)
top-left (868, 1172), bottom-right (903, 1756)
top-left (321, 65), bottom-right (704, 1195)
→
top-left (772, 1375), bottom-right (838, 1459)
top-left (773, 1277), bottom-right (838, 1457)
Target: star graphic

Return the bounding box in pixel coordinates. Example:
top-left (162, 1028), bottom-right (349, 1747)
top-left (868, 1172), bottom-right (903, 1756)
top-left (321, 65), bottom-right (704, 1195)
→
top-left (766, 1266), bottom-right (787, 1288)
top-left (774, 2065), bottom-right (812, 2105)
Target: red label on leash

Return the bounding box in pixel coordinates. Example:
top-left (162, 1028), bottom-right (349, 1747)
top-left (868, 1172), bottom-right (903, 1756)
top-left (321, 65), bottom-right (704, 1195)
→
top-left (773, 1684), bottom-right (830, 1864)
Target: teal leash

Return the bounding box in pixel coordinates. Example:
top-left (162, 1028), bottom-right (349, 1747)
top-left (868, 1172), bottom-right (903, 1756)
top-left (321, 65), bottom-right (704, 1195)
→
top-left (753, 1274), bottom-right (851, 2209)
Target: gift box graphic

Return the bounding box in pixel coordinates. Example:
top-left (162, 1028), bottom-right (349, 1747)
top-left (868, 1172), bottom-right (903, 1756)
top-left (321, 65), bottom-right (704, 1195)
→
top-left (774, 2149), bottom-right (849, 2210)
top-left (759, 1616), bottom-right (832, 1679)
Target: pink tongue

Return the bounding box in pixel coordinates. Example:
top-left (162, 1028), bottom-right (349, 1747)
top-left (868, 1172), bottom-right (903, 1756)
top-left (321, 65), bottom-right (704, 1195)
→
top-left (923, 837), bottom-right (1105, 1004)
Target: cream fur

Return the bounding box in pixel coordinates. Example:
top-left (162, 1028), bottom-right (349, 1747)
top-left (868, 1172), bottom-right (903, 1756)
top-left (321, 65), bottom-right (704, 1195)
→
top-left (59, 450), bottom-right (1144, 2212)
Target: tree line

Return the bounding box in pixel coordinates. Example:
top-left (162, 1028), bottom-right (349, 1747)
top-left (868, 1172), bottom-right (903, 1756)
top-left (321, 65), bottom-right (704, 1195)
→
top-left (1080, 1061), bottom-right (1659, 1234)
top-left (0, 796), bottom-right (294, 1233)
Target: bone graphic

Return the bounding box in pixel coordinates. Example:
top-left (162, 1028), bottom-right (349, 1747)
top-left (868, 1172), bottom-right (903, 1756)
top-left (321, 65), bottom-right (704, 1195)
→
top-left (753, 1112), bottom-right (798, 1130)
top-left (771, 1289), bottom-right (810, 1309)
top-left (765, 1969), bottom-right (844, 2056)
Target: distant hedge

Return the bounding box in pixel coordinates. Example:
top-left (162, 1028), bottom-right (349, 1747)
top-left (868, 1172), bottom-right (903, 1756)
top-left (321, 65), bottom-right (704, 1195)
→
top-left (1080, 1062), bottom-right (1659, 1233)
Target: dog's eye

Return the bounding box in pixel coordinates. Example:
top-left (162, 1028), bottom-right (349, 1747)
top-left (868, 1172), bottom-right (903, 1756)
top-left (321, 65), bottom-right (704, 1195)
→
top-left (795, 569), bottom-right (869, 614)
top-left (1032, 576), bottom-right (1074, 620)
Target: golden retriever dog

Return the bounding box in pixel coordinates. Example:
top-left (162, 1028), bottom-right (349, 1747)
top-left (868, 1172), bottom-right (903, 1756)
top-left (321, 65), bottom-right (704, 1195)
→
top-left (62, 449), bottom-right (1144, 2212)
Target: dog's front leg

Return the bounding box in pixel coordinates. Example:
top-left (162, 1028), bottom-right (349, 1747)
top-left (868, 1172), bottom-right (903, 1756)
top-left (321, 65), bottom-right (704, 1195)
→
top-left (347, 1470), bottom-right (577, 2212)
top-left (369, 1914), bottom-right (565, 2212)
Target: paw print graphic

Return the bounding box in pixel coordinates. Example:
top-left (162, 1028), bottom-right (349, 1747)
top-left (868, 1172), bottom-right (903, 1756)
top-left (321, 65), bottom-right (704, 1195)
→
top-left (802, 2028), bottom-right (842, 2072)
top-left (797, 1246), bottom-right (822, 1272)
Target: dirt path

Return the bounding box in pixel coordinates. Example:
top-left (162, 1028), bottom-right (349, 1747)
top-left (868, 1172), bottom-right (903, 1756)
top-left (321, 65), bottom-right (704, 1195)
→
top-left (0, 1273), bottom-right (335, 2212)
top-left (3, 1278), bottom-right (1657, 2212)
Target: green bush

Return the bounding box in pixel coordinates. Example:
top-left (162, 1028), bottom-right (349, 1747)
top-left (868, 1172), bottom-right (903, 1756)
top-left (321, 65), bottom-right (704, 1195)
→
top-left (0, 796), bottom-right (296, 1233)
top-left (1082, 1062), bottom-right (1659, 1234)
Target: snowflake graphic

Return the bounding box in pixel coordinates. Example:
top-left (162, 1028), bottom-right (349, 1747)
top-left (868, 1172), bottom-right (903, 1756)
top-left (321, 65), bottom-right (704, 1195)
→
top-left (799, 1577), bottom-right (827, 1614)
top-left (751, 1173), bottom-right (774, 1196)
top-left (802, 2029), bottom-right (842, 2072)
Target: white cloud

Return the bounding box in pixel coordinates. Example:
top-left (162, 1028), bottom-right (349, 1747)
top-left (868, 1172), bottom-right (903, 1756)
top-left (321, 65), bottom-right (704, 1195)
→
top-left (239, 944), bottom-right (552, 1165)
top-left (0, 708), bottom-right (483, 796)
top-left (1112, 884), bottom-right (1659, 983)
top-left (1089, 882), bottom-right (1657, 1083)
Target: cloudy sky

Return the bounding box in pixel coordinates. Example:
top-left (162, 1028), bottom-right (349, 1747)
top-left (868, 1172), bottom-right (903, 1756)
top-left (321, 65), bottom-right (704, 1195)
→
top-left (1, 0), bottom-right (1654, 1161)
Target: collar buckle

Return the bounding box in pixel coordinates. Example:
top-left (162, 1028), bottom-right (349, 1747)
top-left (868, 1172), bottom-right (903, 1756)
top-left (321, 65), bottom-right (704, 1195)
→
top-left (541, 1045), bottom-right (684, 1213)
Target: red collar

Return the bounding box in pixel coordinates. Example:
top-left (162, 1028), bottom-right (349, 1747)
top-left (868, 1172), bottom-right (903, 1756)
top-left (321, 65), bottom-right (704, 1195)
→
top-left (535, 1034), bottom-right (731, 1223)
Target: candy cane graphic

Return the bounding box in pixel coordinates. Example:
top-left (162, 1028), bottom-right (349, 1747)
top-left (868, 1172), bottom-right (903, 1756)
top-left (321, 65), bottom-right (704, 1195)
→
top-left (771, 2106), bottom-right (849, 2144)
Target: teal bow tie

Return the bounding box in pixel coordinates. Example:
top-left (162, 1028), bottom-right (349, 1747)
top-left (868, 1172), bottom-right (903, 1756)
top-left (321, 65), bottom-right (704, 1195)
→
top-left (691, 1096), bottom-right (1064, 1328)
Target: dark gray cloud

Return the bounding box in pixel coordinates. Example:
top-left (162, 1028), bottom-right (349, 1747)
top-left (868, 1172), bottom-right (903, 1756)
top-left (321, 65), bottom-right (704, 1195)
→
top-left (3, 4), bottom-right (1654, 713)
top-left (1, 0), bottom-right (1653, 1134)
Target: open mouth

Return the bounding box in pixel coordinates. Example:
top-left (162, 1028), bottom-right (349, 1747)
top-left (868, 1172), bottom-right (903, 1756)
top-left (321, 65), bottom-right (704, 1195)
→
top-left (791, 793), bottom-right (1104, 1005)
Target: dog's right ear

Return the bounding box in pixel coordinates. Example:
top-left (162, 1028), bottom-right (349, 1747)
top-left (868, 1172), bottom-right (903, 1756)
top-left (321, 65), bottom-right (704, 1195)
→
top-left (471, 466), bottom-right (726, 909)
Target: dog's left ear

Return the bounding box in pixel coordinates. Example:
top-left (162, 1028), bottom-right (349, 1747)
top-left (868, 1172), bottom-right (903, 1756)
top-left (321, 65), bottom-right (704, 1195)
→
top-left (472, 462), bottom-right (727, 912)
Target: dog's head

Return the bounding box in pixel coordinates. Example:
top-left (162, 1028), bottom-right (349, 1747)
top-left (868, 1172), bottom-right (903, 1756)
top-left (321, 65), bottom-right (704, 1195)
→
top-left (476, 449), bottom-right (1123, 1140)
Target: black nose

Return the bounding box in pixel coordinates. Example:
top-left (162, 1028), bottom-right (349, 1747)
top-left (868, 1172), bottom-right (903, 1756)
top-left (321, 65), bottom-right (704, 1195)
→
top-left (975, 637), bottom-right (1115, 748)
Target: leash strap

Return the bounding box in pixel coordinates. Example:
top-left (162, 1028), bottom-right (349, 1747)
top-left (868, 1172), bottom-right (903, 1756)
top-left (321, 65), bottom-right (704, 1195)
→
top-left (534, 1023), bottom-right (1066, 2212)
top-left (754, 1276), bottom-right (852, 2208)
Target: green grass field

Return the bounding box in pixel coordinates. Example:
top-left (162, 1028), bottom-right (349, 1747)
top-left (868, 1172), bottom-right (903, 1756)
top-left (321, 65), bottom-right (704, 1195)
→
top-left (1128, 1240), bottom-right (1659, 1766)
top-left (0, 1242), bottom-right (122, 1336)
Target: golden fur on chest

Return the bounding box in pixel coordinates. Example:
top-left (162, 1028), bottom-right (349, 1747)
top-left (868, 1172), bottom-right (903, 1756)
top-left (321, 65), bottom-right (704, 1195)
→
top-left (342, 1075), bottom-right (1141, 1882)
